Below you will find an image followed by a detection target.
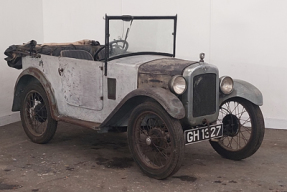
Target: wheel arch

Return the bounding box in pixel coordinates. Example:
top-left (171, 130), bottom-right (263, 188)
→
top-left (219, 79), bottom-right (263, 106)
top-left (100, 88), bottom-right (185, 128)
top-left (12, 67), bottom-right (59, 120)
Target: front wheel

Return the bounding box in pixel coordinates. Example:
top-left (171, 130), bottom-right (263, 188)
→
top-left (128, 102), bottom-right (184, 179)
top-left (20, 82), bottom-right (58, 144)
top-left (210, 98), bottom-right (265, 160)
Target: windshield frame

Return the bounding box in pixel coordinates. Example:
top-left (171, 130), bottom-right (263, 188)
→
top-left (104, 15), bottom-right (177, 75)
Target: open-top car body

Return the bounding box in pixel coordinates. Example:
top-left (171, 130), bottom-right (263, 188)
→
top-left (5, 15), bottom-right (265, 179)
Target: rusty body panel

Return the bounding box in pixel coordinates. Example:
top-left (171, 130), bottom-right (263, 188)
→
top-left (57, 116), bottom-right (101, 130)
top-left (138, 58), bottom-right (197, 75)
top-left (13, 67), bottom-right (102, 129)
top-left (20, 55), bottom-right (105, 123)
top-left (12, 54), bottom-right (263, 131)
top-left (14, 55), bottom-right (178, 128)
top-left (12, 67), bottom-right (60, 120)
top-left (138, 58), bottom-right (197, 89)
top-left (138, 73), bottom-right (171, 89)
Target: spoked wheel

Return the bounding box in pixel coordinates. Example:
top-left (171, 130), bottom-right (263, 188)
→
top-left (20, 82), bottom-right (57, 144)
top-left (128, 102), bottom-right (184, 179)
top-left (210, 98), bottom-right (265, 160)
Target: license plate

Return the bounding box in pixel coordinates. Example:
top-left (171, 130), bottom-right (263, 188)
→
top-left (184, 124), bottom-right (223, 144)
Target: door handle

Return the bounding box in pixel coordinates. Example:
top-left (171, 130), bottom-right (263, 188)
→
top-left (58, 68), bottom-right (64, 76)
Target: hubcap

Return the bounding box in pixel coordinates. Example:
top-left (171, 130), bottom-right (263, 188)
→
top-left (222, 114), bottom-right (239, 137)
top-left (146, 137), bottom-right (152, 145)
top-left (216, 100), bottom-right (253, 151)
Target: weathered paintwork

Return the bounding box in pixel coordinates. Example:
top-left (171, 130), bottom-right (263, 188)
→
top-left (138, 73), bottom-right (171, 89)
top-left (14, 54), bottom-right (180, 129)
top-left (138, 58), bottom-right (197, 75)
top-left (100, 87), bottom-right (185, 128)
top-left (182, 62), bottom-right (220, 126)
top-left (219, 79), bottom-right (263, 106)
top-left (12, 53), bottom-right (263, 131)
top-left (138, 58), bottom-right (197, 89)
top-left (12, 67), bottom-right (59, 120)
top-left (12, 67), bottom-right (102, 130)
top-left (59, 58), bottom-right (103, 111)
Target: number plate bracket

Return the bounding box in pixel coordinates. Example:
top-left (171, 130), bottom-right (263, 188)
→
top-left (184, 124), bottom-right (223, 145)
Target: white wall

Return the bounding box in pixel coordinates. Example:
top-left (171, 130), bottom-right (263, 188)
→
top-left (0, 0), bottom-right (43, 126)
top-left (210, 0), bottom-right (287, 129)
top-left (42, 0), bottom-right (123, 43)
top-left (1, 0), bottom-right (286, 128)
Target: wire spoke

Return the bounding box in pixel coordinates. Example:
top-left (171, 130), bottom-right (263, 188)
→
top-left (217, 99), bottom-right (254, 151)
top-left (23, 91), bottom-right (48, 136)
top-left (133, 111), bottom-right (173, 169)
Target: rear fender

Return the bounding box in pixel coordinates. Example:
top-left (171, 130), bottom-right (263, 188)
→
top-left (12, 67), bottom-right (59, 120)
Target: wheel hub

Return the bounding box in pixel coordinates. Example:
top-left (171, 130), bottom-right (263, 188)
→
top-left (147, 128), bottom-right (165, 147)
top-left (146, 136), bottom-right (152, 145)
top-left (34, 104), bottom-right (47, 123)
top-left (222, 114), bottom-right (239, 137)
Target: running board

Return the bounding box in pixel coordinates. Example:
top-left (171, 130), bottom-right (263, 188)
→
top-left (57, 116), bottom-right (101, 130)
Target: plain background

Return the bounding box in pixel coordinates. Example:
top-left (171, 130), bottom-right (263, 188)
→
top-left (1, 0), bottom-right (286, 128)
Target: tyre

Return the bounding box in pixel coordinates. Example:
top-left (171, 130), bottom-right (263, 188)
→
top-left (20, 82), bottom-right (58, 144)
top-left (210, 97), bottom-right (265, 160)
top-left (128, 102), bottom-right (184, 179)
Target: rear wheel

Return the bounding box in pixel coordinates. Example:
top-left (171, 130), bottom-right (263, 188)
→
top-left (128, 102), bottom-right (184, 179)
top-left (20, 82), bottom-right (57, 144)
top-left (210, 98), bottom-right (265, 160)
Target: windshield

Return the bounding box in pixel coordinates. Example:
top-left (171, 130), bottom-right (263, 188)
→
top-left (106, 16), bottom-right (177, 60)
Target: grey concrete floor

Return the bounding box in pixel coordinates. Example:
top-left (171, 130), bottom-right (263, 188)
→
top-left (0, 121), bottom-right (286, 192)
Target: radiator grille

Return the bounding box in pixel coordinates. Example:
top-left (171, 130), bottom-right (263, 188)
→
top-left (193, 73), bottom-right (216, 117)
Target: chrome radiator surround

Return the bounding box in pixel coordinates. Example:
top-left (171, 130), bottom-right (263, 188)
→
top-left (182, 63), bottom-right (219, 126)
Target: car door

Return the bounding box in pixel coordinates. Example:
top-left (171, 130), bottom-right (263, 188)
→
top-left (58, 57), bottom-right (103, 111)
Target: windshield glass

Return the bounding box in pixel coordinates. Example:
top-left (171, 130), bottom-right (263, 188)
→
top-left (107, 16), bottom-right (176, 59)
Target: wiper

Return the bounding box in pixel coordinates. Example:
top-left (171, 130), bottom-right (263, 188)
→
top-left (123, 19), bottom-right (133, 49)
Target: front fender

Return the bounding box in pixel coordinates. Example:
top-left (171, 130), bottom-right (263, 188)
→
top-left (100, 87), bottom-right (185, 127)
top-left (219, 79), bottom-right (263, 106)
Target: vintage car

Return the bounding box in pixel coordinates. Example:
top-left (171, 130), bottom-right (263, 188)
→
top-left (4, 15), bottom-right (265, 179)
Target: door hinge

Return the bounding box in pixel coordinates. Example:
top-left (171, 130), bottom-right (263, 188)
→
top-left (100, 96), bottom-right (103, 100)
top-left (99, 66), bottom-right (103, 70)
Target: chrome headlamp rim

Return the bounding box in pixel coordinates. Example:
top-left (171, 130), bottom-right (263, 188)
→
top-left (169, 75), bottom-right (187, 95)
top-left (219, 76), bottom-right (234, 95)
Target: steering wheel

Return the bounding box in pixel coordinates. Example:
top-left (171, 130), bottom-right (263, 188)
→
top-left (109, 39), bottom-right (129, 56)
top-left (94, 45), bottom-right (105, 61)
top-left (94, 40), bottom-right (129, 61)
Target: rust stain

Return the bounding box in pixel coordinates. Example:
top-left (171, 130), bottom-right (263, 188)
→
top-left (19, 67), bottom-right (60, 120)
top-left (138, 73), bottom-right (170, 89)
top-left (58, 116), bottom-right (100, 130)
top-left (138, 58), bottom-right (197, 76)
